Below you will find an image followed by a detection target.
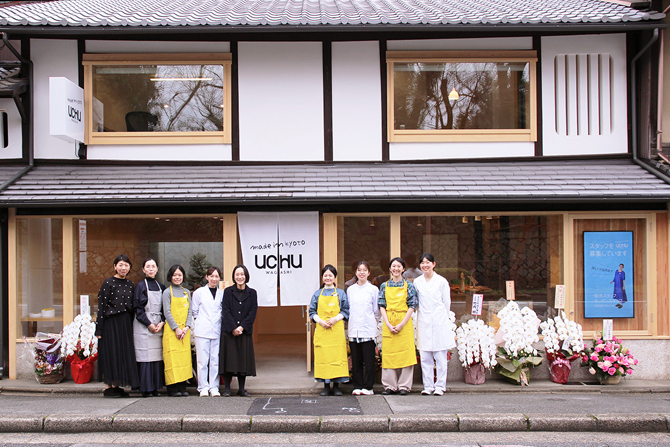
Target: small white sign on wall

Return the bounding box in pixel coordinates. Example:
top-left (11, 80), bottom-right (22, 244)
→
top-left (555, 285), bottom-right (566, 309)
top-left (49, 77), bottom-right (84, 143)
top-left (603, 319), bottom-right (613, 341)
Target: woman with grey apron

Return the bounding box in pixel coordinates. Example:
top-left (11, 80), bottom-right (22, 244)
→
top-left (133, 258), bottom-right (166, 397)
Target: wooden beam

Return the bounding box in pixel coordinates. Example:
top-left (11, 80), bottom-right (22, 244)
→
top-left (7, 208), bottom-right (16, 379)
top-left (222, 214), bottom-right (237, 285)
top-left (63, 218), bottom-right (74, 325)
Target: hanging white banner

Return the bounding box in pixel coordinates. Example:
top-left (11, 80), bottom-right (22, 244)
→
top-left (238, 212), bottom-right (278, 307)
top-left (278, 212), bottom-right (320, 306)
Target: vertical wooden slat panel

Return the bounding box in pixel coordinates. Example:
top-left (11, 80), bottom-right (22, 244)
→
top-left (222, 214), bottom-right (237, 285)
top-left (565, 54), bottom-right (578, 136)
top-left (600, 54), bottom-right (612, 134)
top-left (576, 54), bottom-right (589, 135)
top-left (661, 212), bottom-right (670, 336)
top-left (390, 215), bottom-right (401, 258)
top-left (588, 54), bottom-right (600, 135)
top-left (323, 214), bottom-right (337, 268)
top-left (554, 55), bottom-right (567, 135)
top-left (8, 208), bottom-right (16, 379)
top-left (62, 218), bottom-right (74, 325)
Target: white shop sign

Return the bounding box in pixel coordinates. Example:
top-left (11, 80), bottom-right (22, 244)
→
top-left (49, 77), bottom-right (84, 143)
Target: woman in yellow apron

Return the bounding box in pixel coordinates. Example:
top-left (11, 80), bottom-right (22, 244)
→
top-left (379, 257), bottom-right (418, 395)
top-left (161, 264), bottom-right (193, 397)
top-left (309, 264), bottom-right (350, 396)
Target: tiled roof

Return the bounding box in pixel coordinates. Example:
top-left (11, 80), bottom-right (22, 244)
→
top-left (0, 159), bottom-right (669, 207)
top-left (0, 0), bottom-right (663, 28)
top-left (0, 67), bottom-right (27, 95)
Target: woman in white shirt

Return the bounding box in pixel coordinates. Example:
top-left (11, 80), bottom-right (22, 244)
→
top-left (413, 253), bottom-right (456, 396)
top-left (191, 267), bottom-right (224, 397)
top-left (346, 261), bottom-right (380, 395)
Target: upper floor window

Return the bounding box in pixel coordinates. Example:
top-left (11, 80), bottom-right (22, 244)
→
top-left (387, 51), bottom-right (537, 143)
top-left (83, 53), bottom-right (231, 145)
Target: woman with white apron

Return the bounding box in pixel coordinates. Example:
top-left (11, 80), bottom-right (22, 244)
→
top-left (308, 264), bottom-right (350, 396)
top-left (162, 264), bottom-right (193, 397)
top-left (413, 252), bottom-right (456, 396)
top-left (192, 266), bottom-right (223, 397)
top-left (133, 258), bottom-right (166, 397)
top-left (379, 257), bottom-right (418, 395)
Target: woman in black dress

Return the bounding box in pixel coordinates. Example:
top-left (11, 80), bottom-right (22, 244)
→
top-left (219, 264), bottom-right (258, 397)
top-left (96, 254), bottom-right (140, 397)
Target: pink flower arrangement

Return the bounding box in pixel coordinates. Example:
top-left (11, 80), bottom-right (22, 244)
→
top-left (581, 332), bottom-right (637, 384)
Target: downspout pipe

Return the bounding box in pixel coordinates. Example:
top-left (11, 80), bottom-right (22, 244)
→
top-left (0, 32), bottom-right (33, 192)
top-left (630, 28), bottom-right (670, 183)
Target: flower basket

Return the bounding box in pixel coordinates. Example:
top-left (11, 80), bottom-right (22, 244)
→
top-left (34, 332), bottom-right (65, 384)
top-left (38, 372), bottom-right (64, 384)
top-left (546, 351), bottom-right (581, 384)
top-left (581, 331), bottom-right (636, 384)
top-left (464, 363), bottom-right (486, 385)
top-left (601, 375), bottom-right (621, 385)
top-left (68, 354), bottom-right (97, 384)
top-left (61, 314), bottom-right (98, 384)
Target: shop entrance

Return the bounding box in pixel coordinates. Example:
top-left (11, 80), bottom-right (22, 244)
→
top-left (248, 305), bottom-right (315, 391)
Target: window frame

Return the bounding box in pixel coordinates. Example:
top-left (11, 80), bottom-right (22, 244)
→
top-left (82, 53), bottom-right (232, 145)
top-left (386, 50), bottom-right (538, 143)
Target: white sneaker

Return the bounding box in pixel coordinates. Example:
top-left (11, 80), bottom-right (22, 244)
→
top-left (352, 389), bottom-right (362, 395)
top-left (359, 389), bottom-right (374, 395)
top-left (199, 389), bottom-right (209, 397)
top-left (433, 390), bottom-right (444, 396)
top-left (421, 389), bottom-right (433, 395)
top-left (210, 389), bottom-right (221, 397)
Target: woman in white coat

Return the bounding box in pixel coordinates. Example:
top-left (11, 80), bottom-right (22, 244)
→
top-left (191, 266), bottom-right (224, 397)
top-left (413, 253), bottom-right (456, 396)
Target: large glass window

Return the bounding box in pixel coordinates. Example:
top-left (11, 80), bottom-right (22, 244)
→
top-left (74, 217), bottom-right (223, 317)
top-left (387, 51), bottom-right (536, 143)
top-left (83, 53), bottom-right (231, 145)
top-left (573, 218), bottom-right (647, 332)
top-left (336, 216), bottom-right (390, 290)
top-left (400, 215), bottom-right (563, 326)
top-left (16, 218), bottom-right (63, 338)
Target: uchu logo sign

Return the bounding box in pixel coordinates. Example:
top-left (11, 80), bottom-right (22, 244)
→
top-left (255, 254), bottom-right (303, 270)
top-left (67, 98), bottom-right (82, 123)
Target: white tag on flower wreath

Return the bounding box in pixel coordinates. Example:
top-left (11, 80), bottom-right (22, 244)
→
top-left (471, 294), bottom-right (483, 316)
top-left (603, 319), bottom-right (613, 341)
top-left (506, 281), bottom-right (515, 300)
top-left (554, 285), bottom-right (566, 309)
top-left (561, 337), bottom-right (571, 351)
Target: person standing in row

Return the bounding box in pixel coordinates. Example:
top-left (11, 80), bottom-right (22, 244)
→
top-left (346, 261), bottom-right (380, 396)
top-left (220, 264), bottom-right (258, 397)
top-left (133, 258), bottom-right (165, 397)
top-left (162, 264), bottom-right (193, 397)
top-left (309, 264), bottom-right (350, 396)
top-left (413, 253), bottom-right (455, 396)
top-left (192, 266), bottom-right (224, 397)
top-left (379, 257), bottom-right (417, 395)
top-left (96, 254), bottom-right (140, 398)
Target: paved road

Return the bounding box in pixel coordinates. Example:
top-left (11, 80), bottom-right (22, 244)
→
top-left (2, 431), bottom-right (670, 446)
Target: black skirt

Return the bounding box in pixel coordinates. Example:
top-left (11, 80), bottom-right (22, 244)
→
top-left (219, 332), bottom-right (256, 376)
top-left (98, 312), bottom-right (140, 388)
top-left (137, 361), bottom-right (165, 392)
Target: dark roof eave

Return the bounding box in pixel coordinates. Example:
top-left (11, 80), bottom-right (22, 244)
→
top-left (3, 195), bottom-right (669, 209)
top-left (0, 21), bottom-right (665, 37)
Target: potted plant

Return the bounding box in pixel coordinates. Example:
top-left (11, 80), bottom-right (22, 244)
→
top-left (455, 318), bottom-right (497, 384)
top-left (34, 333), bottom-right (65, 384)
top-left (539, 311), bottom-right (585, 383)
top-left (581, 332), bottom-right (637, 384)
top-left (61, 314), bottom-right (98, 384)
top-left (494, 301), bottom-right (543, 386)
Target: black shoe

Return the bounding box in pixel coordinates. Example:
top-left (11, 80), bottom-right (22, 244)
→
top-left (103, 388), bottom-right (120, 398)
top-left (381, 389), bottom-right (396, 395)
top-left (616, 303), bottom-right (623, 308)
top-left (115, 387), bottom-right (129, 398)
top-left (151, 391), bottom-right (161, 397)
top-left (142, 391), bottom-right (152, 398)
top-left (222, 389), bottom-right (231, 397)
top-left (332, 386), bottom-right (343, 396)
top-left (399, 389), bottom-right (409, 396)
top-left (237, 390), bottom-right (251, 397)
top-left (168, 391), bottom-right (182, 397)
top-left (320, 388), bottom-right (330, 396)
top-left (178, 391), bottom-right (189, 397)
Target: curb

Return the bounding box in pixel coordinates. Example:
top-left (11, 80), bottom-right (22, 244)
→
top-left (0, 413), bottom-right (667, 433)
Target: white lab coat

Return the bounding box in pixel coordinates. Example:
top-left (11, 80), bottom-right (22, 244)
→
top-left (414, 272), bottom-right (456, 351)
top-left (191, 286), bottom-right (223, 339)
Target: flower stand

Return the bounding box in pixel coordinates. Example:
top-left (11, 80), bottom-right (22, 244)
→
top-left (464, 363), bottom-right (486, 385)
top-left (600, 375), bottom-right (622, 385)
top-left (546, 351), bottom-right (580, 384)
top-left (38, 372), bottom-right (64, 384)
top-left (68, 354), bottom-right (97, 384)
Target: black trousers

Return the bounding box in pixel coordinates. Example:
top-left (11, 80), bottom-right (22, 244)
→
top-left (349, 340), bottom-right (376, 390)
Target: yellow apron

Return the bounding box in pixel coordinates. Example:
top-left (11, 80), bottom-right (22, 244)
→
top-left (381, 280), bottom-right (417, 369)
top-left (163, 286), bottom-right (193, 385)
top-left (313, 288), bottom-right (349, 380)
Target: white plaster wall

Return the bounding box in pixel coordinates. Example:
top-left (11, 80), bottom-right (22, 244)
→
top-left (85, 40), bottom-right (230, 53)
top-left (541, 34), bottom-right (628, 156)
top-left (0, 98), bottom-right (24, 159)
top-left (32, 39), bottom-right (79, 160)
top-left (86, 144), bottom-right (231, 161)
top-left (332, 41), bottom-right (381, 161)
top-left (238, 42), bottom-right (324, 161)
top-left (388, 37), bottom-right (533, 51)
top-left (391, 142), bottom-right (535, 160)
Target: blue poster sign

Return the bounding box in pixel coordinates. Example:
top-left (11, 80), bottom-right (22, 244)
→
top-left (584, 231), bottom-right (634, 318)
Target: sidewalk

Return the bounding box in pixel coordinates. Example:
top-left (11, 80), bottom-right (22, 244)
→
top-left (1, 378), bottom-right (670, 433)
